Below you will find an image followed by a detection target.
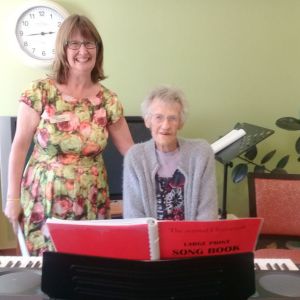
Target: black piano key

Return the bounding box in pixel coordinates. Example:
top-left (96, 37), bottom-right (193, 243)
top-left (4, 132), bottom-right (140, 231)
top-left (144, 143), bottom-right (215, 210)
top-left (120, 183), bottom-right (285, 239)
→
top-left (266, 263), bottom-right (273, 270)
top-left (14, 261), bottom-right (22, 268)
top-left (281, 263), bottom-right (289, 271)
top-left (34, 261), bottom-right (41, 269)
top-left (273, 263), bottom-right (281, 270)
top-left (5, 261), bottom-right (13, 268)
top-left (26, 261), bottom-right (33, 268)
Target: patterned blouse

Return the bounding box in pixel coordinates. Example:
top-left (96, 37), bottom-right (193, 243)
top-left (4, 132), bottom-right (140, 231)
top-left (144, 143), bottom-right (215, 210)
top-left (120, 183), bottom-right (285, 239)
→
top-left (156, 169), bottom-right (185, 220)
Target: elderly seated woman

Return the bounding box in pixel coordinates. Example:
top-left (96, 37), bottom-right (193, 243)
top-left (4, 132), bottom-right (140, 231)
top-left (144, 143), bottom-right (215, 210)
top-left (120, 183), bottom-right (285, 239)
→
top-left (123, 85), bottom-right (218, 220)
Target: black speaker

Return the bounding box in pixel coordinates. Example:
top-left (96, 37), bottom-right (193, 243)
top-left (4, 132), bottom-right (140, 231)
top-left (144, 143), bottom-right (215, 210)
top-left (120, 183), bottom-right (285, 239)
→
top-left (103, 116), bottom-right (151, 199)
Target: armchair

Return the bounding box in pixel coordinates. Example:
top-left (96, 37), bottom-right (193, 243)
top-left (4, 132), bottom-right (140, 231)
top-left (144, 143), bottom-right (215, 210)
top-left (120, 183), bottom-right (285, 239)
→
top-left (248, 172), bottom-right (300, 250)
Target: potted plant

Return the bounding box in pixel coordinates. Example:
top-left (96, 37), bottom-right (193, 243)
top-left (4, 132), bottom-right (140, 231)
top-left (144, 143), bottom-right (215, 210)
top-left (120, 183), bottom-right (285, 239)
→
top-left (231, 117), bottom-right (300, 183)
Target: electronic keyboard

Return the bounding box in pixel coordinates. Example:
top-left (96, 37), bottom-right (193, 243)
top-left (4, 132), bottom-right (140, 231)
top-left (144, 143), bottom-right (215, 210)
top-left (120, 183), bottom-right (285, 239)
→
top-left (0, 255), bottom-right (299, 299)
top-left (0, 255), bottom-right (297, 272)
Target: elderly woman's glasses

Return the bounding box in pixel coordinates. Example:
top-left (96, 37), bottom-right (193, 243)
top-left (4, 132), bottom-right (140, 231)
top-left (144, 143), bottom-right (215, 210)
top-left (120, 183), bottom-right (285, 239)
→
top-left (66, 40), bottom-right (98, 50)
top-left (150, 113), bottom-right (180, 124)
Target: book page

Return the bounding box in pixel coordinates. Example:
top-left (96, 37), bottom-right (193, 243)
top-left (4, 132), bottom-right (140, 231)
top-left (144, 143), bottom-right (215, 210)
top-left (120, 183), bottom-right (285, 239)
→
top-left (158, 218), bottom-right (263, 259)
top-left (46, 217), bottom-right (155, 226)
top-left (147, 218), bottom-right (160, 260)
top-left (46, 217), bottom-right (158, 260)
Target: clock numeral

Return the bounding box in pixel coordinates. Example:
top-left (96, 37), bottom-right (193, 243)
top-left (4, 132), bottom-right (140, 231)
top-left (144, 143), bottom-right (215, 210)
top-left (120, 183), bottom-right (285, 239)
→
top-left (24, 41), bottom-right (28, 47)
top-left (42, 51), bottom-right (46, 56)
top-left (19, 30), bottom-right (24, 37)
top-left (57, 21), bottom-right (62, 27)
top-left (39, 11), bottom-right (45, 17)
top-left (29, 13), bottom-right (35, 19)
top-left (22, 20), bottom-right (29, 26)
top-left (52, 49), bottom-right (55, 54)
top-left (32, 48), bottom-right (36, 54)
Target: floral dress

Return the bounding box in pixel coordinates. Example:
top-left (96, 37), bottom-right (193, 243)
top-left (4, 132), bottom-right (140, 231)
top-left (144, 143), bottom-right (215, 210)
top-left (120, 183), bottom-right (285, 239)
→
top-left (19, 79), bottom-right (123, 256)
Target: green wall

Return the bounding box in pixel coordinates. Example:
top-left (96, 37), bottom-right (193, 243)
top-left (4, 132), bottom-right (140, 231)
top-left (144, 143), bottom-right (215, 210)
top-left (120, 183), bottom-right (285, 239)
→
top-left (1, 0), bottom-right (300, 224)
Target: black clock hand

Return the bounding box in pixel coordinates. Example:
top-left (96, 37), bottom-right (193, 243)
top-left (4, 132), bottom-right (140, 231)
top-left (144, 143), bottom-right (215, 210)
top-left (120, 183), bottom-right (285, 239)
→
top-left (26, 31), bottom-right (56, 36)
top-left (26, 33), bottom-right (41, 36)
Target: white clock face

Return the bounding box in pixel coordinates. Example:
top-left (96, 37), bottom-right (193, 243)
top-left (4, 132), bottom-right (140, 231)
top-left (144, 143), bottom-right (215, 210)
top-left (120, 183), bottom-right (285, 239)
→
top-left (15, 6), bottom-right (65, 61)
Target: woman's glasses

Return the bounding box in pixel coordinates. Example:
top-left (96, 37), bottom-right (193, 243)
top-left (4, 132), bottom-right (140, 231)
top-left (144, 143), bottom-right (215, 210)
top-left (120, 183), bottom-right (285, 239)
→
top-left (66, 40), bottom-right (98, 50)
top-left (150, 113), bottom-right (180, 124)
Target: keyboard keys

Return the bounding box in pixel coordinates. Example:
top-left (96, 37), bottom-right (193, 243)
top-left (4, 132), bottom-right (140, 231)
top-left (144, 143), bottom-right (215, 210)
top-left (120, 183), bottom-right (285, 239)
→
top-left (0, 256), bottom-right (42, 269)
top-left (254, 258), bottom-right (299, 271)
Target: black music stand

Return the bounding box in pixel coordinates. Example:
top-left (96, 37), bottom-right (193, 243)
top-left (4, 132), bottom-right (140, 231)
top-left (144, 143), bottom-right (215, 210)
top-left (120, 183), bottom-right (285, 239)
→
top-left (41, 251), bottom-right (255, 300)
top-left (215, 122), bottom-right (274, 219)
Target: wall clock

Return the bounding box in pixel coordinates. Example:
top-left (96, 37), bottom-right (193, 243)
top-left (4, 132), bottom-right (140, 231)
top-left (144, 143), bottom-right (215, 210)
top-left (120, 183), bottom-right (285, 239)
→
top-left (13, 0), bottom-right (69, 68)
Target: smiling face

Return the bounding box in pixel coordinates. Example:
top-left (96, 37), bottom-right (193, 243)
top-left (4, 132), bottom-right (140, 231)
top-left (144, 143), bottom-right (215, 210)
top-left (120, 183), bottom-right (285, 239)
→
top-left (145, 97), bottom-right (183, 152)
top-left (66, 30), bottom-right (97, 75)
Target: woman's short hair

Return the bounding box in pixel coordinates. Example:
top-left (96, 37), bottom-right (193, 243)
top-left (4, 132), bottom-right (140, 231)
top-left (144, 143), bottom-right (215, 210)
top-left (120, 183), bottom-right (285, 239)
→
top-left (141, 85), bottom-right (188, 124)
top-left (51, 14), bottom-right (105, 84)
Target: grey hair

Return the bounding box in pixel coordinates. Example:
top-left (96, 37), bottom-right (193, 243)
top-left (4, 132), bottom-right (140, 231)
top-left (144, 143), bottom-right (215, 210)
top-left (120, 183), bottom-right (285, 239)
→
top-left (141, 85), bottom-right (188, 124)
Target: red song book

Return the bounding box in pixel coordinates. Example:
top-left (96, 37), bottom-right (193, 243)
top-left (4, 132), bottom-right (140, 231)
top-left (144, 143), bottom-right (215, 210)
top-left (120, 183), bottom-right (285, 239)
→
top-left (158, 218), bottom-right (263, 259)
top-left (46, 218), bottom-right (160, 260)
top-left (46, 217), bottom-right (262, 260)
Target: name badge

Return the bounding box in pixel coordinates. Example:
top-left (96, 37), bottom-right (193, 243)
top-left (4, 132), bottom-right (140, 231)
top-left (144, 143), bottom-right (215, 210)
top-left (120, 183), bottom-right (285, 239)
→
top-left (49, 114), bottom-right (70, 123)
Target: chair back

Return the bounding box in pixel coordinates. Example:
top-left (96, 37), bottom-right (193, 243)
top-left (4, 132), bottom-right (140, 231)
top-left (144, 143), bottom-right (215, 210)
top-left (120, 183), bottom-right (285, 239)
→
top-left (248, 172), bottom-right (300, 237)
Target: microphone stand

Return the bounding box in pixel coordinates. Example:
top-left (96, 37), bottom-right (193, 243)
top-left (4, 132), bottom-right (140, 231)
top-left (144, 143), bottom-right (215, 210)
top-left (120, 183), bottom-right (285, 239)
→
top-left (220, 161), bottom-right (233, 220)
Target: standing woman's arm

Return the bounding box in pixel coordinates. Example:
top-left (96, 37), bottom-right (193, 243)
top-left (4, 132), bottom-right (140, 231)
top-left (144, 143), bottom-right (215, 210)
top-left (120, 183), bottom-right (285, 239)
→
top-left (108, 117), bottom-right (134, 155)
top-left (4, 103), bottom-right (40, 232)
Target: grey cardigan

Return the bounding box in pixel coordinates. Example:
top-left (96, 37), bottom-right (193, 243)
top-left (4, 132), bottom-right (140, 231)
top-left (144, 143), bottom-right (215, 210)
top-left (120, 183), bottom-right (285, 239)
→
top-left (122, 138), bottom-right (218, 220)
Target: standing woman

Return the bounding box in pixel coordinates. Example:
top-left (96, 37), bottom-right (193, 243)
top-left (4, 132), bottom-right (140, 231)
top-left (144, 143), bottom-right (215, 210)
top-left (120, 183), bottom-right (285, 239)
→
top-left (123, 85), bottom-right (218, 220)
top-left (4, 14), bottom-right (133, 256)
